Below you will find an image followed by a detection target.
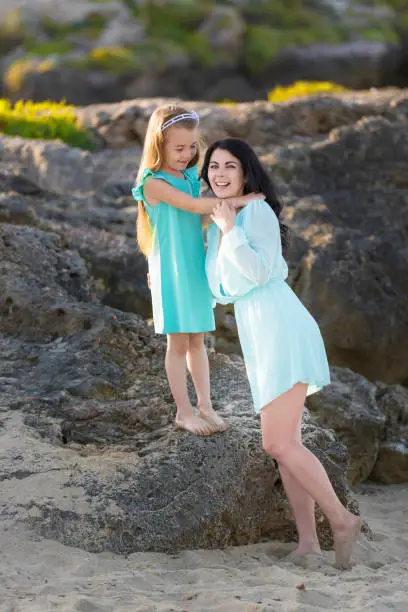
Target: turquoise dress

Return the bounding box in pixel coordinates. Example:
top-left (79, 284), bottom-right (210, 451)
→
top-left (132, 166), bottom-right (215, 334)
top-left (205, 199), bottom-right (330, 412)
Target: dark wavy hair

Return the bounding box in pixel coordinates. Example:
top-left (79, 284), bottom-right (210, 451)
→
top-left (201, 138), bottom-right (289, 253)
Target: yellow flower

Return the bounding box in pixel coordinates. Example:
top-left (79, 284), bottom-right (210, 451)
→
top-left (268, 81), bottom-right (347, 103)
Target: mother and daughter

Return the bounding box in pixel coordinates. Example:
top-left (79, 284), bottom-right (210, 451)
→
top-left (132, 104), bottom-right (361, 569)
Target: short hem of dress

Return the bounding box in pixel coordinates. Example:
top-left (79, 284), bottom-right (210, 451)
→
top-left (155, 327), bottom-right (216, 334)
top-left (254, 378), bottom-right (330, 414)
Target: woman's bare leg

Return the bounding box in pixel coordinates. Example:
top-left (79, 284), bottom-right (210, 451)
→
top-left (186, 333), bottom-right (227, 432)
top-left (261, 383), bottom-right (361, 569)
top-left (279, 418), bottom-right (321, 555)
top-left (166, 334), bottom-right (213, 435)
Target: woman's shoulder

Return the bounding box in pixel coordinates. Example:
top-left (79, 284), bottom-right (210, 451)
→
top-left (241, 199), bottom-right (278, 223)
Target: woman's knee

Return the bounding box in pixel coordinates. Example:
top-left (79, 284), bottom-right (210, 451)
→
top-left (262, 435), bottom-right (293, 461)
top-left (260, 386), bottom-right (307, 459)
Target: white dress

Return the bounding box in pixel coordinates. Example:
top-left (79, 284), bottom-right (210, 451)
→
top-left (205, 199), bottom-right (330, 412)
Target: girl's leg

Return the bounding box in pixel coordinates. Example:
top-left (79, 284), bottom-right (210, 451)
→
top-left (187, 333), bottom-right (227, 432)
top-left (278, 418), bottom-right (321, 556)
top-left (261, 383), bottom-right (361, 569)
top-left (166, 334), bottom-right (213, 435)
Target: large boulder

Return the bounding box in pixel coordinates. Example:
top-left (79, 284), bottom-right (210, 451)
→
top-left (265, 42), bottom-right (390, 90)
top-left (306, 367), bottom-right (385, 486)
top-left (0, 0), bottom-right (129, 28)
top-left (0, 165), bottom-right (150, 317)
top-left (5, 63), bottom-right (126, 106)
top-left (0, 135), bottom-right (101, 193)
top-left (4, 93), bottom-right (408, 388)
top-left (306, 367), bottom-right (408, 487)
top-left (371, 384), bottom-right (408, 484)
top-left (62, 224), bottom-right (150, 317)
top-left (75, 90), bottom-right (401, 150)
top-left (198, 6), bottom-right (246, 65)
top-left (0, 134), bottom-right (141, 194)
top-left (0, 222), bottom-right (358, 553)
top-left (0, 135), bottom-right (149, 316)
top-left (268, 116), bottom-right (408, 385)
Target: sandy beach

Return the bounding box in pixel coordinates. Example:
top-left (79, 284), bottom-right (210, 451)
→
top-left (0, 484), bottom-right (407, 612)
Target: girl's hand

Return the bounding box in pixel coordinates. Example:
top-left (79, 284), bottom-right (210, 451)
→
top-left (211, 200), bottom-right (236, 234)
top-left (232, 192), bottom-right (265, 209)
top-left (147, 273), bottom-right (151, 289)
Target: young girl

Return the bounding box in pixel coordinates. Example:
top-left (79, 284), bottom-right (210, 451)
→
top-left (202, 138), bottom-right (362, 569)
top-left (132, 105), bottom-right (259, 436)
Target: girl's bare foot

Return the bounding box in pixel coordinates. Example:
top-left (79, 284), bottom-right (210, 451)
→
top-left (175, 414), bottom-right (215, 436)
top-left (198, 404), bottom-right (228, 432)
top-left (289, 543), bottom-right (322, 558)
top-left (333, 514), bottom-right (362, 570)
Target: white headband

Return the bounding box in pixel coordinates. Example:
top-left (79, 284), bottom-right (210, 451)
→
top-left (161, 111), bottom-right (199, 132)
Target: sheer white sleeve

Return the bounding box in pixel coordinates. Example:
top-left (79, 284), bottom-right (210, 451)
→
top-left (219, 200), bottom-right (282, 290)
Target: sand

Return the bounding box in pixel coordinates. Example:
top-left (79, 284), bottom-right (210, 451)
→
top-left (0, 484), bottom-right (407, 612)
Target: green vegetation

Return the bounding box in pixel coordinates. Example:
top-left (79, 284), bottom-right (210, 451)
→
top-left (136, 0), bottom-right (213, 40)
top-left (243, 0), bottom-right (321, 28)
top-left (182, 32), bottom-right (216, 67)
top-left (369, 0), bottom-right (406, 10)
top-left (0, 99), bottom-right (95, 150)
top-left (41, 14), bottom-right (107, 40)
top-left (67, 45), bottom-right (142, 74)
top-left (241, 0), bottom-right (352, 75)
top-left (0, 0), bottom-right (405, 85)
top-left (4, 59), bottom-right (46, 94)
top-left (24, 40), bottom-right (74, 56)
top-left (0, 9), bottom-right (26, 54)
top-left (130, 0), bottom-right (216, 67)
top-left (243, 26), bottom-right (283, 75)
top-left (243, 24), bottom-right (344, 75)
top-left (360, 28), bottom-right (398, 43)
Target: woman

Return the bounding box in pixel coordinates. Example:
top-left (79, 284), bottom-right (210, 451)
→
top-left (202, 138), bottom-right (361, 569)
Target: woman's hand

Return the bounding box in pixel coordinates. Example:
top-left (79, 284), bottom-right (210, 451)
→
top-left (211, 200), bottom-right (236, 234)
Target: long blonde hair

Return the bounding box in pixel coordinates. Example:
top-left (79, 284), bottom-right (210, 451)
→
top-left (136, 104), bottom-right (200, 256)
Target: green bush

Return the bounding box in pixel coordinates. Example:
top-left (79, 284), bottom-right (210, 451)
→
top-left (360, 27), bottom-right (398, 43)
top-left (133, 0), bottom-right (217, 66)
top-left (67, 46), bottom-right (141, 74)
top-left (183, 32), bottom-right (217, 67)
top-left (1, 8), bottom-right (25, 35)
top-left (5, 58), bottom-right (59, 96)
top-left (368, 0), bottom-right (407, 10)
top-left (0, 99), bottom-right (95, 150)
top-left (244, 26), bottom-right (284, 74)
top-left (137, 0), bottom-right (213, 41)
top-left (244, 25), bottom-right (344, 75)
top-left (242, 0), bottom-right (325, 28)
top-left (5, 59), bottom-right (40, 94)
top-left (41, 14), bottom-right (107, 40)
top-left (24, 40), bottom-right (74, 56)
top-left (0, 9), bottom-right (26, 54)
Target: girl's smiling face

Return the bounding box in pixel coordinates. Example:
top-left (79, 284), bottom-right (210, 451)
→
top-left (162, 126), bottom-right (198, 173)
top-left (207, 148), bottom-right (245, 199)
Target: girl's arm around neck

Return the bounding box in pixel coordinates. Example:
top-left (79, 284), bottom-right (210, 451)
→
top-left (143, 178), bottom-right (255, 214)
